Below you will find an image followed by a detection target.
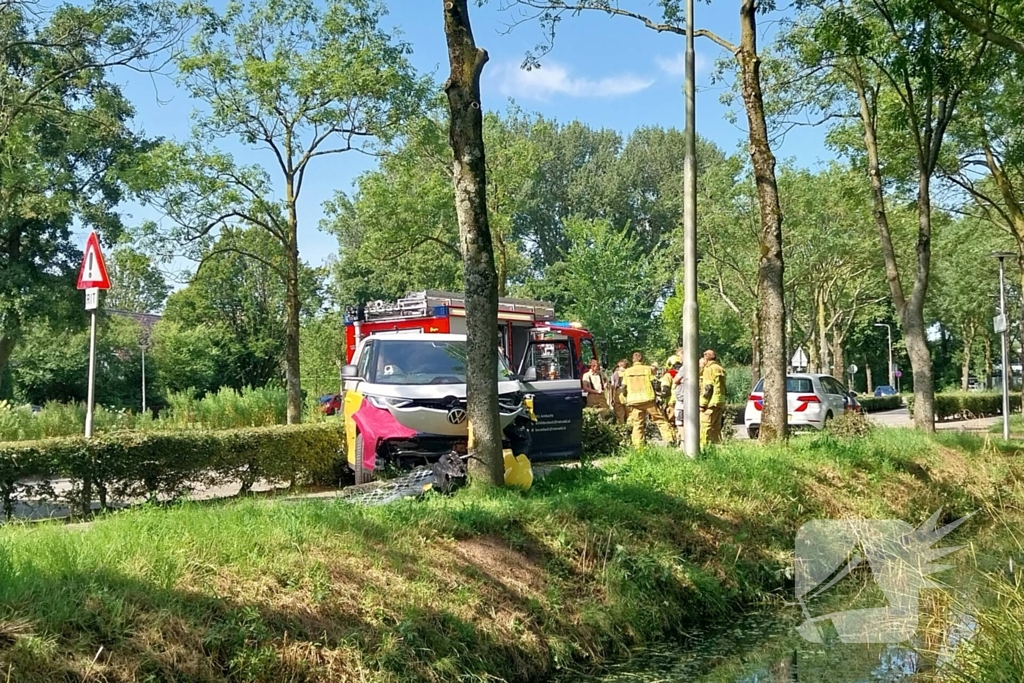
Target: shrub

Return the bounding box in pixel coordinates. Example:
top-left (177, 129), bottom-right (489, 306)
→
top-left (725, 367), bottom-right (753, 404)
top-left (582, 408), bottom-right (627, 458)
top-left (825, 411), bottom-right (874, 438)
top-left (858, 395), bottom-right (902, 413)
top-left (0, 422), bottom-right (345, 518)
top-left (907, 392), bottom-right (1021, 421)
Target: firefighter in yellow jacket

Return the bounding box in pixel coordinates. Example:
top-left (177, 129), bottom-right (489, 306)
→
top-left (699, 349), bottom-right (727, 447)
top-left (620, 351), bottom-right (674, 447)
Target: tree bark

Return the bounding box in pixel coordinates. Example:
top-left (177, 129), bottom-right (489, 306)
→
top-left (739, 0), bottom-right (787, 442)
top-left (985, 334), bottom-right (993, 389)
top-left (750, 314), bottom-right (761, 386)
top-left (443, 0), bottom-right (503, 486)
top-left (284, 251), bottom-right (302, 424)
top-left (808, 327), bottom-right (820, 374)
top-left (817, 288), bottom-right (830, 375)
top-left (832, 340), bottom-right (845, 384)
top-left (961, 333), bottom-right (973, 392)
top-left (851, 59), bottom-right (935, 431)
top-left (866, 361), bottom-right (874, 394)
top-left (906, 171), bottom-right (936, 429)
top-left (0, 334), bottom-right (16, 396)
top-left (284, 196), bottom-right (303, 424)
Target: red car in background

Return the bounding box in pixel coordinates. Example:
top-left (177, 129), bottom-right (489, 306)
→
top-left (319, 394), bottom-right (342, 416)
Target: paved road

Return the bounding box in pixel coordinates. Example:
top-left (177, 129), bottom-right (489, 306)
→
top-left (867, 407), bottom-right (1002, 432)
top-left (730, 406), bottom-right (1001, 441)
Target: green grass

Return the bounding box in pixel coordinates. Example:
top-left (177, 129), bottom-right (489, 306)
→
top-left (987, 413), bottom-right (1024, 434)
top-left (0, 429), bottom-right (1019, 682)
top-left (0, 387), bottom-right (326, 442)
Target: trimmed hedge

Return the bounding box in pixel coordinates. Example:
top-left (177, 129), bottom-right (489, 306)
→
top-left (907, 392), bottom-right (1021, 422)
top-left (858, 395), bottom-right (903, 413)
top-left (0, 422), bottom-right (345, 519)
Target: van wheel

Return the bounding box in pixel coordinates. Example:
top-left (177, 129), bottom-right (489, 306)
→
top-left (353, 431), bottom-right (370, 485)
top-left (747, 426), bottom-right (759, 440)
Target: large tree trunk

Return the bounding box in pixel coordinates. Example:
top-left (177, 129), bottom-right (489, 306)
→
top-left (0, 334), bottom-right (16, 396)
top-left (866, 361), bottom-right (874, 394)
top-left (808, 329), bottom-right (820, 374)
top-left (443, 0), bottom-right (503, 485)
top-left (750, 314), bottom-right (761, 384)
top-left (906, 172), bottom-right (935, 429)
top-left (852, 60), bottom-right (934, 431)
top-left (284, 231), bottom-right (303, 424)
top-left (985, 334), bottom-right (993, 389)
top-left (961, 333), bottom-right (973, 392)
top-left (817, 289), bottom-right (830, 374)
top-left (832, 340), bottom-right (845, 384)
top-left (739, 0), bottom-right (787, 442)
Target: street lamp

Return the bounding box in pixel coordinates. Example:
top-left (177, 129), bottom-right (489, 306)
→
top-left (874, 323), bottom-right (893, 389)
top-left (991, 251), bottom-right (1015, 440)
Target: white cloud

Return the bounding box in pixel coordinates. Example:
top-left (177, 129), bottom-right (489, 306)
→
top-left (489, 61), bottom-right (654, 100)
top-left (655, 51), bottom-right (710, 77)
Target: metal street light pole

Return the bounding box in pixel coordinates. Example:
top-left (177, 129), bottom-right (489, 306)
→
top-left (681, 0), bottom-right (700, 457)
top-left (874, 323), bottom-right (893, 388)
top-left (993, 251), bottom-right (1014, 440)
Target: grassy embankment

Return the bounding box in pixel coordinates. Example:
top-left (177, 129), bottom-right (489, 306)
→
top-left (0, 429), bottom-right (1020, 682)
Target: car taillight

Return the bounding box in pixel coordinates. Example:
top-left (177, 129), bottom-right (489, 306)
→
top-left (794, 395), bottom-right (820, 412)
top-left (749, 394), bottom-right (763, 411)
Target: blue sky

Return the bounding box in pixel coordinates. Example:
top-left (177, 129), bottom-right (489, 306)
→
top-left (112, 0), bottom-right (832, 272)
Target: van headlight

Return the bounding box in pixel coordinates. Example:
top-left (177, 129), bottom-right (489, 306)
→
top-left (364, 394), bottom-right (412, 410)
top-left (498, 394), bottom-right (523, 412)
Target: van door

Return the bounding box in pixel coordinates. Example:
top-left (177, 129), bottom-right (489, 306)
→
top-left (518, 337), bottom-right (584, 461)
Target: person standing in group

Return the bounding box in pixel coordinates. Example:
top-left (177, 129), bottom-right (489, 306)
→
top-left (669, 347), bottom-right (687, 446)
top-left (659, 354), bottom-right (679, 434)
top-left (620, 351), bottom-right (674, 447)
top-left (699, 349), bottom-right (727, 447)
top-left (582, 358), bottom-right (610, 414)
top-left (610, 358), bottom-right (628, 424)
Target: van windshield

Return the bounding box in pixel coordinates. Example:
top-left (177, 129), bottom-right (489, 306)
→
top-left (369, 340), bottom-right (513, 385)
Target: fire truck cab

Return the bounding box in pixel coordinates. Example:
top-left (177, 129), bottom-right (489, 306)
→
top-left (344, 290), bottom-right (601, 373)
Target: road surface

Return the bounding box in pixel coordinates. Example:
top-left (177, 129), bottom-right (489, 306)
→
top-left (731, 407), bottom-right (1001, 440)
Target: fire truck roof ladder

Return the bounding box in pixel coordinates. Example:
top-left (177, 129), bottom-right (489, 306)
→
top-left (362, 290), bottom-right (556, 321)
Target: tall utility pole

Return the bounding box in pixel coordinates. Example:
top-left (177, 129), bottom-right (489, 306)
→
top-left (682, 0), bottom-right (700, 457)
top-left (874, 323), bottom-right (893, 388)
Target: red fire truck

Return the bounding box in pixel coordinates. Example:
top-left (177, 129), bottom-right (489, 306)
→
top-left (344, 290), bottom-right (601, 373)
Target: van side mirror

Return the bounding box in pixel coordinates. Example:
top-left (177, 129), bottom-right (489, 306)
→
top-left (341, 364), bottom-right (359, 379)
top-left (523, 366), bottom-right (538, 382)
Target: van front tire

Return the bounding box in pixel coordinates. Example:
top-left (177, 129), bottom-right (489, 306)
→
top-left (353, 431), bottom-right (370, 485)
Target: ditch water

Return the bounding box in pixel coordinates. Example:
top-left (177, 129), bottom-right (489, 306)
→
top-left (562, 517), bottom-right (1020, 683)
top-left (562, 601), bottom-right (978, 682)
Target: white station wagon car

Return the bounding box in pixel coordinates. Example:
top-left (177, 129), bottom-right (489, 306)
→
top-left (744, 373), bottom-right (860, 439)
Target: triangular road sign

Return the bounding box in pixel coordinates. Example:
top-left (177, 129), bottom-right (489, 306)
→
top-left (76, 232), bottom-right (111, 290)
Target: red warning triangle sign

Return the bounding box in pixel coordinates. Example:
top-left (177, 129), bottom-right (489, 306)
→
top-left (76, 231), bottom-right (111, 289)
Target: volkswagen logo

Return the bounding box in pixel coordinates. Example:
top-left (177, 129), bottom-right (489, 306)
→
top-left (447, 408), bottom-right (467, 425)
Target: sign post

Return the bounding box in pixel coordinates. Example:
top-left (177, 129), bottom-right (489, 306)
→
top-left (76, 232), bottom-right (111, 438)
